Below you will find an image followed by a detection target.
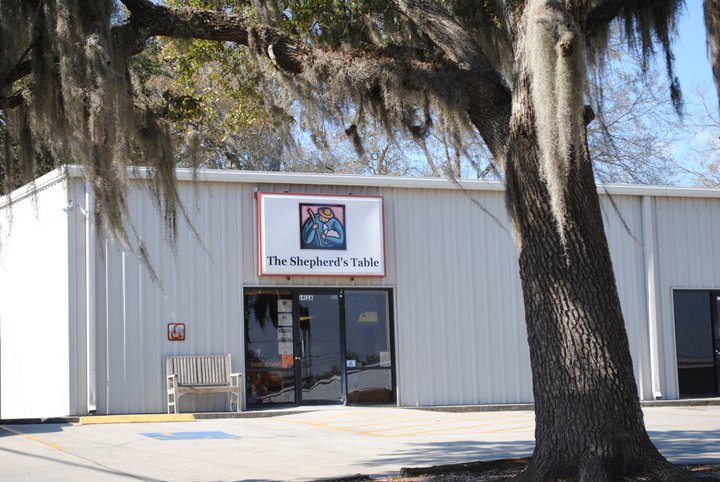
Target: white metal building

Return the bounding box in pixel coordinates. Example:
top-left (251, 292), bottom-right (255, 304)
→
top-left (1, 165), bottom-right (719, 419)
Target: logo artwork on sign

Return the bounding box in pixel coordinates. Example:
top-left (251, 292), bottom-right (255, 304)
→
top-left (299, 204), bottom-right (346, 250)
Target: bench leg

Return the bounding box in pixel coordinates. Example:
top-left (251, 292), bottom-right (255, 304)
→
top-left (168, 392), bottom-right (178, 414)
top-left (229, 392), bottom-right (241, 413)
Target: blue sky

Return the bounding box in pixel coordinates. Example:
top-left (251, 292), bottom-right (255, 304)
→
top-left (654, 1), bottom-right (718, 184)
top-left (676, 1), bottom-right (717, 106)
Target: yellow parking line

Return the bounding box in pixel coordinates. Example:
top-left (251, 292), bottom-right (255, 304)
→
top-left (302, 410), bottom-right (395, 423)
top-left (274, 417), bottom-right (534, 438)
top-left (273, 419), bottom-right (387, 437)
top-left (354, 420), bottom-right (526, 432)
top-left (299, 415), bottom-right (533, 433)
top-left (0, 425), bottom-right (66, 451)
top-left (306, 413), bottom-right (427, 428)
top-left (372, 423), bottom-right (535, 438)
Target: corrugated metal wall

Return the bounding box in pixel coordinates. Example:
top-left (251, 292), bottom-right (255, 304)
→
top-left (89, 177), bottom-right (535, 413)
top-left (241, 183), bottom-right (532, 406)
top-left (0, 178), bottom-right (74, 418)
top-left (599, 195), bottom-right (650, 399)
top-left (390, 188), bottom-right (531, 406)
top-left (77, 172), bottom-right (720, 414)
top-left (93, 180), bottom-right (247, 414)
top-left (653, 196), bottom-right (720, 399)
top-left (5, 169), bottom-right (720, 417)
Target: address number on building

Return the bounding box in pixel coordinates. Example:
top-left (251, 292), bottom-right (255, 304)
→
top-left (299, 295), bottom-right (314, 301)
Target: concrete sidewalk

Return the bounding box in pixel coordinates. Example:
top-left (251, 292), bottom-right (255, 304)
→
top-left (1, 405), bottom-right (719, 481)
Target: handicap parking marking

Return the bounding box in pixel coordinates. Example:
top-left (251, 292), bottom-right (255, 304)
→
top-left (140, 431), bottom-right (240, 441)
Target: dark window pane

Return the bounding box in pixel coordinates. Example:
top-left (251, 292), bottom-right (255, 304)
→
top-left (246, 370), bottom-right (295, 406)
top-left (674, 291), bottom-right (714, 365)
top-left (245, 290), bottom-right (294, 369)
top-left (347, 369), bottom-right (393, 403)
top-left (674, 290), bottom-right (718, 396)
top-left (678, 368), bottom-right (717, 395)
top-left (344, 291), bottom-right (392, 369)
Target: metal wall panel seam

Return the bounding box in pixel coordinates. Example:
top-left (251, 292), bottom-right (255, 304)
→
top-left (103, 239), bottom-right (111, 414)
top-left (121, 249), bottom-right (129, 412)
top-left (66, 178), bottom-right (86, 415)
top-left (464, 192), bottom-right (481, 403)
top-left (641, 196), bottom-right (662, 399)
top-left (84, 182), bottom-right (97, 413)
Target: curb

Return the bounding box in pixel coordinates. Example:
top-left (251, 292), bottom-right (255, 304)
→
top-left (78, 414), bottom-right (196, 425)
top-left (405, 398), bottom-right (720, 414)
top-left (2, 398), bottom-right (718, 425)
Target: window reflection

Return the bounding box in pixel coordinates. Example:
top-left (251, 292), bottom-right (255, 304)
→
top-left (245, 290), bottom-right (293, 369)
top-left (246, 370), bottom-right (295, 405)
top-left (347, 369), bottom-right (393, 403)
top-left (344, 291), bottom-right (391, 368)
top-left (298, 293), bottom-right (343, 401)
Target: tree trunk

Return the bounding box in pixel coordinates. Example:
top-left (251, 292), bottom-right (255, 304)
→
top-left (504, 66), bottom-right (693, 481)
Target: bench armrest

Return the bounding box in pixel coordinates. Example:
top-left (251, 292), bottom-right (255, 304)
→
top-left (230, 373), bottom-right (242, 387)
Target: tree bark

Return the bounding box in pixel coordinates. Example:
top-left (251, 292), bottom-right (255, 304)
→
top-left (504, 58), bottom-right (693, 482)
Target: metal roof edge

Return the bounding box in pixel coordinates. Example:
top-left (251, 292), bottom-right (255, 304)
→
top-left (0, 166), bottom-right (69, 210)
top-left (65, 165), bottom-right (505, 191)
top-left (51, 165), bottom-right (720, 199)
top-left (599, 183), bottom-right (720, 198)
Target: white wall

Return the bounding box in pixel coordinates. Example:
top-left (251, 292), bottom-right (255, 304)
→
top-left (0, 178), bottom-right (72, 419)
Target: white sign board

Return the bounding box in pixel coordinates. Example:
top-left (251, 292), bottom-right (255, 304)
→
top-left (257, 193), bottom-right (385, 277)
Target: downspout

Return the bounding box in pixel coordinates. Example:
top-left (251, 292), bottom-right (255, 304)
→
top-left (642, 195), bottom-right (662, 400)
top-left (85, 184), bottom-right (97, 413)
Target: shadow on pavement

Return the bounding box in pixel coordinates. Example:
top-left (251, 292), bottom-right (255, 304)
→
top-left (650, 430), bottom-right (720, 463)
top-left (0, 423), bottom-right (70, 437)
top-left (364, 439), bottom-right (535, 467)
top-left (363, 430), bottom-right (720, 470)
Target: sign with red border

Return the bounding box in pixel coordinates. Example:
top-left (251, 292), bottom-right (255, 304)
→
top-left (168, 323), bottom-right (185, 341)
top-left (257, 193), bottom-right (385, 277)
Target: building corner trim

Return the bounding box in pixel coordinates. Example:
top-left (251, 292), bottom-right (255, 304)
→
top-left (642, 196), bottom-right (663, 400)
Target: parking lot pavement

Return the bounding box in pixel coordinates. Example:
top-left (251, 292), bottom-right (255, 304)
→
top-left (1, 405), bottom-right (719, 481)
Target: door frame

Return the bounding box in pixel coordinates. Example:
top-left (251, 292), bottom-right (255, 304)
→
top-left (293, 288), bottom-right (348, 405)
top-left (672, 288), bottom-right (720, 397)
top-left (712, 291), bottom-right (720, 393)
top-left (243, 286), bottom-right (396, 408)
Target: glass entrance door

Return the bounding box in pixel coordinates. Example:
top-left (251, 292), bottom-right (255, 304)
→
top-left (344, 290), bottom-right (394, 403)
top-left (296, 291), bottom-right (344, 403)
top-left (244, 288), bottom-right (394, 408)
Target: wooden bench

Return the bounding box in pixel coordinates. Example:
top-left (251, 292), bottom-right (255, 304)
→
top-left (166, 355), bottom-right (242, 414)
